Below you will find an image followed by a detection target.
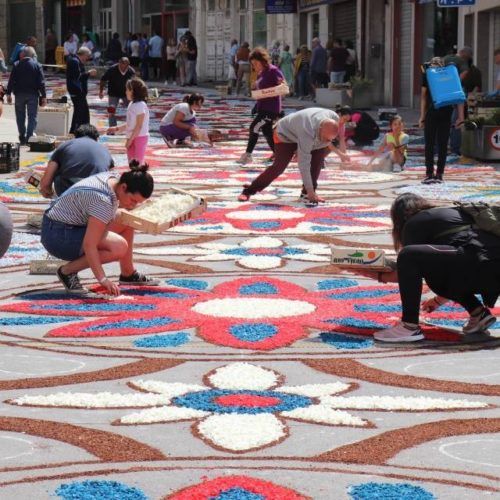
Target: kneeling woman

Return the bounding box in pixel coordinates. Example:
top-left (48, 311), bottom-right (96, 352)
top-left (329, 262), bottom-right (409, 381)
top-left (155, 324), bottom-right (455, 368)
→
top-left (159, 93), bottom-right (204, 147)
top-left (358, 193), bottom-right (499, 342)
top-left (41, 162), bottom-right (158, 296)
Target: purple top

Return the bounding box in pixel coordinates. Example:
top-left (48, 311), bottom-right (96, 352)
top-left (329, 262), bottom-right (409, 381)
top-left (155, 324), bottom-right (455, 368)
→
top-left (256, 64), bottom-right (284, 114)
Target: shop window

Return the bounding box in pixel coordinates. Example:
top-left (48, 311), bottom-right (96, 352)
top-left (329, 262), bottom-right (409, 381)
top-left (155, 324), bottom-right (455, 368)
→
top-left (240, 0), bottom-right (246, 10)
top-left (252, 0), bottom-right (266, 47)
top-left (421, 3), bottom-right (457, 61)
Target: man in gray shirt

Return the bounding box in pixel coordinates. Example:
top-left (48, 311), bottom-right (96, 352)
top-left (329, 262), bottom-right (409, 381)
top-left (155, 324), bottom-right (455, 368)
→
top-left (238, 107), bottom-right (339, 204)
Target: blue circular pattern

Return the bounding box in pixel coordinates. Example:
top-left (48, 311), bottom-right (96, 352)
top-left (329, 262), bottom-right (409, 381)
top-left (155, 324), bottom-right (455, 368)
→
top-left (317, 279), bottom-right (358, 290)
top-left (173, 389), bottom-right (312, 414)
top-left (55, 480), bottom-right (148, 500)
top-left (230, 323), bottom-right (278, 342)
top-left (320, 332), bottom-right (374, 350)
top-left (133, 332), bottom-right (190, 348)
top-left (214, 488), bottom-right (265, 500)
top-left (355, 304), bottom-right (401, 313)
top-left (348, 482), bottom-right (435, 500)
top-left (326, 317), bottom-right (389, 329)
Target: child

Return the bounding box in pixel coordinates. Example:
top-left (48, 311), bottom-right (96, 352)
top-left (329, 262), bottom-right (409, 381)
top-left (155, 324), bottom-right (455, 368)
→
top-left (107, 78), bottom-right (149, 164)
top-left (159, 93), bottom-right (204, 148)
top-left (372, 114), bottom-right (409, 172)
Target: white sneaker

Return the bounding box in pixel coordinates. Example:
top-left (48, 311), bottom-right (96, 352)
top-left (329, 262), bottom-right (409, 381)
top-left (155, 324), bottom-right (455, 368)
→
top-left (374, 322), bottom-right (424, 343)
top-left (462, 308), bottom-right (496, 334)
top-left (236, 152), bottom-right (253, 165)
top-left (392, 164), bottom-right (402, 173)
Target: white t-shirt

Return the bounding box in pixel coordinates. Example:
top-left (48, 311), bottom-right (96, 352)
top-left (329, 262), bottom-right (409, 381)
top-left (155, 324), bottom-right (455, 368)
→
top-left (130, 40), bottom-right (140, 58)
top-left (126, 101), bottom-right (150, 138)
top-left (160, 102), bottom-right (195, 126)
top-left (82, 40), bottom-right (94, 52)
top-left (64, 40), bottom-right (78, 56)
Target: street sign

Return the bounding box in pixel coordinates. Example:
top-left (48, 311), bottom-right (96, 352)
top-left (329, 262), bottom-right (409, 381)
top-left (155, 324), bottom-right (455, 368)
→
top-left (437, 0), bottom-right (476, 7)
top-left (489, 128), bottom-right (500, 151)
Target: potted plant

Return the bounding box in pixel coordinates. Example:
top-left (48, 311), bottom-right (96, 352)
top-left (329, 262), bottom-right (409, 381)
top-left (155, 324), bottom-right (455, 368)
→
top-left (349, 76), bottom-right (373, 109)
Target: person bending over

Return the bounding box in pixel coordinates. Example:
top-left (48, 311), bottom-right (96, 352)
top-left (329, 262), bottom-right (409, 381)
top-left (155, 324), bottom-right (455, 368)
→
top-left (41, 162), bottom-right (159, 296)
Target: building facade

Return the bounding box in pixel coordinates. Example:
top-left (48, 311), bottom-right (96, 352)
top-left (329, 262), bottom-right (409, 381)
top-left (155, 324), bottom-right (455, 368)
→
top-left (3, 1), bottom-right (495, 108)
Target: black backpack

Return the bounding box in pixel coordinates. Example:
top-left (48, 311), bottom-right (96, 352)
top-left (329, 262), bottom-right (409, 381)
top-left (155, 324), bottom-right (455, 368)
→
top-left (436, 202), bottom-right (500, 239)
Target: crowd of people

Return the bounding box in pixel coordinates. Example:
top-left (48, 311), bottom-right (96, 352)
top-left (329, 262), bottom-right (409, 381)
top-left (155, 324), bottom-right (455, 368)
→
top-left (0, 31), bottom-right (498, 342)
top-left (228, 37), bottom-right (357, 100)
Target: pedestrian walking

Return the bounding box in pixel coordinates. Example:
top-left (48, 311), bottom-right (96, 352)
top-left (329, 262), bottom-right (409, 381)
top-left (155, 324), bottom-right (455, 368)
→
top-left (165, 38), bottom-right (177, 85)
top-left (6, 46), bottom-right (46, 145)
top-left (328, 39), bottom-right (349, 84)
top-left (148, 31), bottom-right (164, 80)
top-left (66, 47), bottom-right (97, 134)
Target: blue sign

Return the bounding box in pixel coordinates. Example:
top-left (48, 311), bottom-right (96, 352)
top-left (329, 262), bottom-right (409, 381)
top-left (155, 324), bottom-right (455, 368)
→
top-left (266, 0), bottom-right (297, 14)
top-left (437, 0), bottom-right (476, 7)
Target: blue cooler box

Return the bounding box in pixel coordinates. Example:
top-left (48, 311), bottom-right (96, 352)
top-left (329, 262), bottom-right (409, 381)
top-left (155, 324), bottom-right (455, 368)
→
top-left (426, 65), bottom-right (465, 108)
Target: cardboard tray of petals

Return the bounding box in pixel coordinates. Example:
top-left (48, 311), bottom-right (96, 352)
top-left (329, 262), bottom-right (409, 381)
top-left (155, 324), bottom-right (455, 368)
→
top-left (116, 187), bottom-right (207, 234)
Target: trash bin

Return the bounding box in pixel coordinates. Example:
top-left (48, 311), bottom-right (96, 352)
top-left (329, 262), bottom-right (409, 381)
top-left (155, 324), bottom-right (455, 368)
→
top-left (462, 125), bottom-right (500, 161)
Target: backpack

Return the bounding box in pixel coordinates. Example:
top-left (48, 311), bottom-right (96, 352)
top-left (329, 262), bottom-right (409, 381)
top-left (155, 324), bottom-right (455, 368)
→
top-left (9, 42), bottom-right (25, 64)
top-left (456, 202), bottom-right (500, 238)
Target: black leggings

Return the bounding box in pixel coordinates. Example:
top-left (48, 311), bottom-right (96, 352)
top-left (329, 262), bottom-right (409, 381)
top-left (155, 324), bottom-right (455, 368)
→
top-left (424, 107), bottom-right (453, 177)
top-left (246, 112), bottom-right (279, 154)
top-left (397, 244), bottom-right (483, 324)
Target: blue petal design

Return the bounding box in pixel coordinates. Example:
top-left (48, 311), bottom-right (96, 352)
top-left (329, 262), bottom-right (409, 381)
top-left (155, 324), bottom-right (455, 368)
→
top-left (239, 282), bottom-right (278, 295)
top-left (84, 317), bottom-right (179, 332)
top-left (355, 304), bottom-right (402, 313)
top-left (317, 279), bottom-right (358, 290)
top-left (166, 279), bottom-right (208, 290)
top-left (250, 221), bottom-right (281, 229)
top-left (0, 316), bottom-right (82, 326)
top-left (38, 303), bottom-right (155, 312)
top-left (133, 332), bottom-right (190, 348)
top-left (320, 332), bottom-right (374, 349)
top-left (55, 480), bottom-right (148, 500)
top-left (328, 289), bottom-right (398, 300)
top-left (348, 482), bottom-right (435, 500)
top-left (311, 225), bottom-right (340, 232)
top-left (230, 323), bottom-right (278, 341)
top-left (221, 248), bottom-right (249, 255)
top-left (326, 317), bottom-right (389, 329)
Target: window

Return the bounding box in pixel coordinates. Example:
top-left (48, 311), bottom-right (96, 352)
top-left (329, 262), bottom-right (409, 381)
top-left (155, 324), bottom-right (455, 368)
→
top-left (239, 14), bottom-right (246, 43)
top-left (253, 1), bottom-right (266, 48)
top-left (239, 0), bottom-right (246, 9)
top-left (208, 0), bottom-right (215, 9)
top-left (99, 7), bottom-right (112, 49)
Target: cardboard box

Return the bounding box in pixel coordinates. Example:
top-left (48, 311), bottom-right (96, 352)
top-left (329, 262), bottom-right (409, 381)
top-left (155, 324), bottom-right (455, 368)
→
top-left (116, 188), bottom-right (207, 235)
top-left (331, 246), bottom-right (387, 269)
top-left (251, 83), bottom-right (289, 100)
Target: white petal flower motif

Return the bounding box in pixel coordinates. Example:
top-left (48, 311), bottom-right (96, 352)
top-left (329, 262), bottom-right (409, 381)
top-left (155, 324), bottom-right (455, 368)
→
top-left (8, 363), bottom-right (489, 453)
top-left (134, 236), bottom-right (330, 270)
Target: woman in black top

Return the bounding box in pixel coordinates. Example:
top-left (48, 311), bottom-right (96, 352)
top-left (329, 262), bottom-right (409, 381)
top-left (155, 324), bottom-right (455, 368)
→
top-left (356, 193), bottom-right (499, 343)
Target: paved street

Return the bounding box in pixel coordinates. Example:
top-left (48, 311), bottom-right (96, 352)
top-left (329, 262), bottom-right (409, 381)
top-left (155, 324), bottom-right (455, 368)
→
top-left (0, 79), bottom-right (499, 499)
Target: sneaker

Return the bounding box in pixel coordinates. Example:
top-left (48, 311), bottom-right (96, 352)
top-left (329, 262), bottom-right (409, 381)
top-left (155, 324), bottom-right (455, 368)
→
top-left (236, 152), bottom-right (253, 165)
top-left (119, 271), bottom-right (160, 286)
top-left (374, 322), bottom-right (424, 343)
top-left (57, 266), bottom-right (89, 295)
top-left (433, 175), bottom-right (444, 183)
top-left (462, 307), bottom-right (497, 334)
top-left (392, 164), bottom-right (402, 173)
top-left (299, 192), bottom-right (308, 202)
top-left (422, 176), bottom-right (434, 184)
top-left (164, 137), bottom-right (178, 148)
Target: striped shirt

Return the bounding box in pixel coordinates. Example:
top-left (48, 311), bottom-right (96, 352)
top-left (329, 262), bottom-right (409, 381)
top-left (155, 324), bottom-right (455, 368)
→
top-left (47, 172), bottom-right (119, 226)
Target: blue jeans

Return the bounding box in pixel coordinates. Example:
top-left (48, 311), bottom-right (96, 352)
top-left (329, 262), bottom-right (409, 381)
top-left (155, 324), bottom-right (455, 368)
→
top-left (186, 60), bottom-right (197, 85)
top-left (14, 93), bottom-right (38, 141)
top-left (108, 95), bottom-right (129, 127)
top-left (41, 213), bottom-right (86, 261)
top-left (330, 71), bottom-right (346, 84)
top-left (297, 68), bottom-right (310, 97)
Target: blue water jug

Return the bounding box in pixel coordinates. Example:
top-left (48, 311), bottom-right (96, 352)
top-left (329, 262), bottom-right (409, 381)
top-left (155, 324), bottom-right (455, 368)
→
top-left (426, 64), bottom-right (465, 109)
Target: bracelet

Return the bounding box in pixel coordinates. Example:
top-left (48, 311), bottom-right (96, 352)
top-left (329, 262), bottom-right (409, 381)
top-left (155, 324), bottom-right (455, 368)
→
top-left (98, 277), bottom-right (108, 284)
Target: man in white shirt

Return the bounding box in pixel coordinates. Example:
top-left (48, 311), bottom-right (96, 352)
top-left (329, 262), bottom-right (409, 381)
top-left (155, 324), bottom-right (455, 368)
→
top-left (148, 31), bottom-right (164, 80)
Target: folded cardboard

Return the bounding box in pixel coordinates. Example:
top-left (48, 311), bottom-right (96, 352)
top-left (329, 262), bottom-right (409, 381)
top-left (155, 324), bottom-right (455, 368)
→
top-left (251, 83), bottom-right (290, 100)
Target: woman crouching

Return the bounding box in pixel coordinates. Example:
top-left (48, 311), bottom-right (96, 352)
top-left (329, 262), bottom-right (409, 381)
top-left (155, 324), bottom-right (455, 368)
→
top-left (41, 161), bottom-right (158, 296)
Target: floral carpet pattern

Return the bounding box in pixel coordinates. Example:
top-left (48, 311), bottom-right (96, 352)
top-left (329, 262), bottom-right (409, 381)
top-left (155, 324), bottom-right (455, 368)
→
top-left (0, 79), bottom-right (499, 498)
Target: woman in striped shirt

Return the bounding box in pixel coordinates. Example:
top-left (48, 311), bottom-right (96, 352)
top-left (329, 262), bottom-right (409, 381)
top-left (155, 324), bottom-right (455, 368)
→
top-left (41, 162), bottom-right (156, 296)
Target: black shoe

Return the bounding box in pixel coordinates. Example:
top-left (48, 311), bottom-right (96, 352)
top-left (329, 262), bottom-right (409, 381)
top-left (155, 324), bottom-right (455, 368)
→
top-left (56, 266), bottom-right (89, 294)
top-left (422, 176), bottom-right (434, 184)
top-left (119, 270), bottom-right (160, 286)
top-left (434, 174), bottom-right (443, 183)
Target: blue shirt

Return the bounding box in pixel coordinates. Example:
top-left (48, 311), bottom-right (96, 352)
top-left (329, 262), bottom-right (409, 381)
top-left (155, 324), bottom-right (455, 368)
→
top-left (6, 57), bottom-right (46, 97)
top-left (148, 35), bottom-right (164, 58)
top-left (311, 45), bottom-right (327, 73)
